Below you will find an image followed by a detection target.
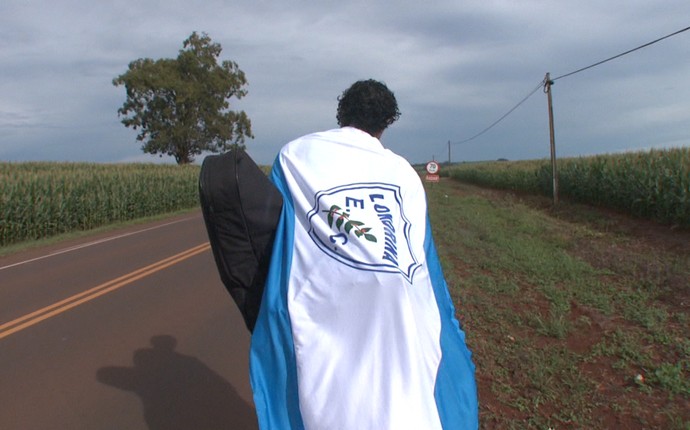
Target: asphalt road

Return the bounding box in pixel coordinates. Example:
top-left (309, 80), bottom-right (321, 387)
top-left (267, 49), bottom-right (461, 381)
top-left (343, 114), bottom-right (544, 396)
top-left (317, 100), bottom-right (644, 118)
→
top-left (0, 212), bottom-right (258, 429)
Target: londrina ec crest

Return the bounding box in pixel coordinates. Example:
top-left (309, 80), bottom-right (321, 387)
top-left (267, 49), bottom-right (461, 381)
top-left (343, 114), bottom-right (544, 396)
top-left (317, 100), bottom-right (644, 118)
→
top-left (307, 183), bottom-right (420, 283)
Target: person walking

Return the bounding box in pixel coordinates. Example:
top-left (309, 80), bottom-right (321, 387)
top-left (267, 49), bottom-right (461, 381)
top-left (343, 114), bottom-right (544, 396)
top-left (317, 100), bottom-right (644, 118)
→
top-left (249, 79), bottom-right (478, 430)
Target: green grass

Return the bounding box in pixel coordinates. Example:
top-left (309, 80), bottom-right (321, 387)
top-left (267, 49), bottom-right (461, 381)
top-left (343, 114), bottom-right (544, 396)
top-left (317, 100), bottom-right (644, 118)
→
top-left (426, 178), bottom-right (690, 429)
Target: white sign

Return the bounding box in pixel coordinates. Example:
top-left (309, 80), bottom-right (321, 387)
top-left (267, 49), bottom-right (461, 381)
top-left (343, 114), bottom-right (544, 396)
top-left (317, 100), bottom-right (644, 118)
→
top-left (425, 161), bottom-right (439, 175)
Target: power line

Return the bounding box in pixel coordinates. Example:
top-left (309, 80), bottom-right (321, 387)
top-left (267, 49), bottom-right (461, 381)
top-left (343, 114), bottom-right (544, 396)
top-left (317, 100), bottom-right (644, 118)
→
top-left (553, 25), bottom-right (690, 81)
top-left (451, 79), bottom-right (545, 145)
top-left (447, 24), bottom-right (690, 152)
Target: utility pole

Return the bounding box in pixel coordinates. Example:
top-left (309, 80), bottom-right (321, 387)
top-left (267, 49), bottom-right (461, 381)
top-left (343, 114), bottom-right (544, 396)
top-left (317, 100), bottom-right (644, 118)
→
top-left (447, 140), bottom-right (451, 165)
top-left (544, 73), bottom-right (559, 205)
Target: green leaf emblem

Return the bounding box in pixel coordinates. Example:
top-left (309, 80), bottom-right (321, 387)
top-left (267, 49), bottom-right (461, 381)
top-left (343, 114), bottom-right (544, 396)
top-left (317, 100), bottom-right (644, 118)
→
top-left (322, 206), bottom-right (377, 243)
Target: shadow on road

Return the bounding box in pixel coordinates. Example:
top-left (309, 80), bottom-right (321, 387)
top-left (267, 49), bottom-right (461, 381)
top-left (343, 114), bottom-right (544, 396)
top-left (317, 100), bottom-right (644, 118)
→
top-left (96, 335), bottom-right (258, 430)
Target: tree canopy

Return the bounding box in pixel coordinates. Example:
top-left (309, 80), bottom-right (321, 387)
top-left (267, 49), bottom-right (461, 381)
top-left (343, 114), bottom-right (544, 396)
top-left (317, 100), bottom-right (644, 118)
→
top-left (113, 32), bottom-right (253, 164)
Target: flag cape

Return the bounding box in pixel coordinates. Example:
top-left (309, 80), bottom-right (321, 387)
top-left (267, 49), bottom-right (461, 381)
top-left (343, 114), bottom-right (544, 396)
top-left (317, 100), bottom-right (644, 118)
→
top-left (249, 127), bottom-right (478, 429)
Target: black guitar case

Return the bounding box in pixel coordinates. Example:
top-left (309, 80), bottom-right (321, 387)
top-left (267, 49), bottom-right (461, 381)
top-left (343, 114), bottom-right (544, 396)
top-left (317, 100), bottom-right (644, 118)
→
top-left (199, 149), bottom-right (282, 332)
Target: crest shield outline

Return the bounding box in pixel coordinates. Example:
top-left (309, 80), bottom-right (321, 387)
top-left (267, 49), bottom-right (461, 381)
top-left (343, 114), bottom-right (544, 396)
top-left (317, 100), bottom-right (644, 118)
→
top-left (307, 182), bottom-right (421, 283)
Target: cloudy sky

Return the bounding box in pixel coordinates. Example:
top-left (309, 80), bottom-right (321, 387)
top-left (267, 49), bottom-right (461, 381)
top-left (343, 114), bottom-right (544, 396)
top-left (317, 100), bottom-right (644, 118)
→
top-left (1, 1), bottom-right (689, 166)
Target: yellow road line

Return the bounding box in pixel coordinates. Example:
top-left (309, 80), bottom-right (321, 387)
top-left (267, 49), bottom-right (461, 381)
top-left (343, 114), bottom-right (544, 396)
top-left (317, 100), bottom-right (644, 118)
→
top-left (0, 243), bottom-right (211, 341)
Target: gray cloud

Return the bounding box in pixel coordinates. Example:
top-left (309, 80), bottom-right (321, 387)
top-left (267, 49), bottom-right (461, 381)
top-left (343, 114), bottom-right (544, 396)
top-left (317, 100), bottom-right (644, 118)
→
top-left (1, 0), bottom-right (688, 165)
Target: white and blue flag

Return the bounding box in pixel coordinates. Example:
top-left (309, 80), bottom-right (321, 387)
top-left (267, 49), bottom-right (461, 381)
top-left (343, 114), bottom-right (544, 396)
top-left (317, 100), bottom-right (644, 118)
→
top-left (250, 127), bottom-right (478, 429)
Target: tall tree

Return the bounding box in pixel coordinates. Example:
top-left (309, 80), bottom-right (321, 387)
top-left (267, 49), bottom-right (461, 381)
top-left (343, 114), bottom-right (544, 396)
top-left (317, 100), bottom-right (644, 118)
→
top-left (113, 32), bottom-right (253, 164)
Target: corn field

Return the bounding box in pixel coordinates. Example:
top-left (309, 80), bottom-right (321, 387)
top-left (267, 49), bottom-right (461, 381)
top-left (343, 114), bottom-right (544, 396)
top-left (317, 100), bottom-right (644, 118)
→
top-left (449, 147), bottom-right (690, 227)
top-left (1, 162), bottom-right (201, 247)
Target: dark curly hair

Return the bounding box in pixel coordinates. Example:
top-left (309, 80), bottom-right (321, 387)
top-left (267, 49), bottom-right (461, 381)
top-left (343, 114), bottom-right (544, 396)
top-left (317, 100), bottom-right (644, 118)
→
top-left (336, 79), bottom-right (401, 136)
